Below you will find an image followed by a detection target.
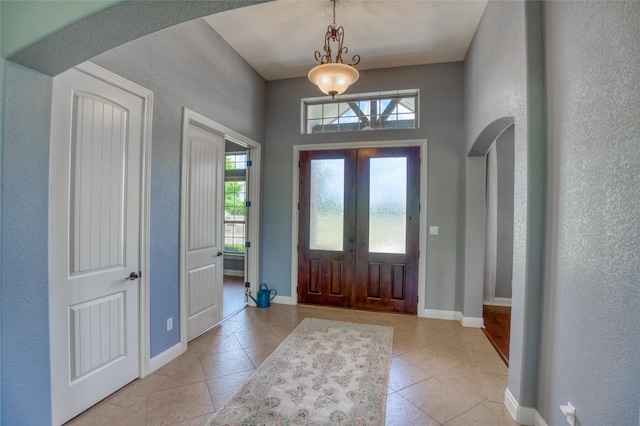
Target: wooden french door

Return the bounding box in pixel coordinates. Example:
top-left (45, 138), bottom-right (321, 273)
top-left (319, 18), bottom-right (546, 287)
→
top-left (298, 146), bottom-right (420, 313)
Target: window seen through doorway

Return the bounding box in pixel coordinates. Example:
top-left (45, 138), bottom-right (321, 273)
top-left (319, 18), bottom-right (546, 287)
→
top-left (225, 153), bottom-right (246, 253)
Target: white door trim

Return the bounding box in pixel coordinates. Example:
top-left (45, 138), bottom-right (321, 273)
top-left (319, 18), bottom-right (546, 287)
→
top-left (179, 108), bottom-right (262, 348)
top-left (70, 62), bottom-right (154, 378)
top-left (291, 139), bottom-right (428, 317)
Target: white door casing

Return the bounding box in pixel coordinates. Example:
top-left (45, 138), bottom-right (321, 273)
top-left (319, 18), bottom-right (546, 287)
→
top-left (182, 118), bottom-right (225, 341)
top-left (49, 63), bottom-right (152, 425)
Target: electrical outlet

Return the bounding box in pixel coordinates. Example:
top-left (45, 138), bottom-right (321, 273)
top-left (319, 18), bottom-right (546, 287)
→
top-left (167, 317), bottom-right (173, 332)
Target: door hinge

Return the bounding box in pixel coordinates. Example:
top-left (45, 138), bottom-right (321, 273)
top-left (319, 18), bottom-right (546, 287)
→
top-left (246, 160), bottom-right (252, 167)
top-left (417, 296), bottom-right (419, 303)
top-left (298, 160), bottom-right (301, 168)
top-left (297, 244), bottom-right (299, 252)
top-left (245, 241), bottom-right (251, 248)
top-left (245, 200), bottom-right (251, 207)
top-left (297, 202), bottom-right (300, 210)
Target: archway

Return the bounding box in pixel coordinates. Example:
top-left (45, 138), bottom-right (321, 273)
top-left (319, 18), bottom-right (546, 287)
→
top-left (7, 1), bottom-right (270, 76)
top-left (468, 118), bottom-right (515, 365)
top-left (462, 117), bottom-right (515, 322)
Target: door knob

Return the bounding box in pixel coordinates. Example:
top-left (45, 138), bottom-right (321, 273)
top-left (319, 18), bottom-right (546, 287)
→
top-left (216, 251), bottom-right (223, 257)
top-left (127, 271), bottom-right (140, 280)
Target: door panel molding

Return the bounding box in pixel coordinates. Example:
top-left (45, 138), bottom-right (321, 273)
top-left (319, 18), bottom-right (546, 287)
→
top-left (76, 63), bottom-right (153, 379)
top-left (291, 140), bottom-right (428, 317)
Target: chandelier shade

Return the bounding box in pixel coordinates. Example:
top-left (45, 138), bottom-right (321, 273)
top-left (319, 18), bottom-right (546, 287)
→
top-left (308, 63), bottom-right (359, 97)
top-left (308, 0), bottom-right (360, 98)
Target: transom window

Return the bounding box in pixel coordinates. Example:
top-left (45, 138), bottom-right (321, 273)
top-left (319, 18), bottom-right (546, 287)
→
top-left (302, 90), bottom-right (419, 134)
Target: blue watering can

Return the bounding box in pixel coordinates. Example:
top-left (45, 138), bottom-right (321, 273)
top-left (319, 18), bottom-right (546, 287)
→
top-left (249, 283), bottom-right (277, 308)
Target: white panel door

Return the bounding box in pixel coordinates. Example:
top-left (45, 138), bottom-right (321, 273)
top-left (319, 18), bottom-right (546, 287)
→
top-left (50, 66), bottom-right (146, 425)
top-left (184, 123), bottom-right (225, 341)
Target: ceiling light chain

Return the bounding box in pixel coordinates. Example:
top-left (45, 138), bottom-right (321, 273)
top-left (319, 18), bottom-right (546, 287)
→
top-left (308, 0), bottom-right (360, 98)
top-left (314, 0), bottom-right (360, 67)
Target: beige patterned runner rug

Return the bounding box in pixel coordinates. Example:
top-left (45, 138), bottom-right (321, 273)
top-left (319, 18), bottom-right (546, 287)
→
top-left (207, 317), bottom-right (393, 425)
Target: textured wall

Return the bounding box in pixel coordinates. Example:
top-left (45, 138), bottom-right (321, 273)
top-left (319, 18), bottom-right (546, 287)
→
top-left (462, 0), bottom-right (529, 384)
top-left (462, 0), bottom-right (527, 327)
top-left (0, 62), bottom-right (52, 425)
top-left (540, 2), bottom-right (640, 424)
top-left (93, 19), bottom-right (266, 357)
top-left (263, 63), bottom-right (464, 312)
top-left (495, 127), bottom-right (514, 299)
top-left (463, 0), bottom-right (546, 409)
top-left (0, 0), bottom-right (122, 57)
top-left (0, 54), bottom-right (4, 424)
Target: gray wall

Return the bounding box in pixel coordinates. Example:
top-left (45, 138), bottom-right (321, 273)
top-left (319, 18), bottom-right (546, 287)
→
top-left (539, 2), bottom-right (640, 424)
top-left (463, 0), bottom-right (546, 409)
top-left (92, 19), bottom-right (266, 357)
top-left (461, 0), bottom-right (528, 325)
top-left (495, 128), bottom-right (514, 298)
top-left (1, 62), bottom-right (53, 425)
top-left (262, 63), bottom-right (464, 311)
top-left (0, 52), bottom-right (4, 420)
top-left (462, 1), bottom-right (528, 398)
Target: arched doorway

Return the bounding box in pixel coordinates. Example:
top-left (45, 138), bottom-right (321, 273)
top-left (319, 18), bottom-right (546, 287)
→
top-left (465, 117), bottom-right (515, 365)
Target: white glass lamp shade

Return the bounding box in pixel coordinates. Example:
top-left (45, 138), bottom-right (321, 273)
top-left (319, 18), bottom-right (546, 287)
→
top-left (308, 63), bottom-right (359, 97)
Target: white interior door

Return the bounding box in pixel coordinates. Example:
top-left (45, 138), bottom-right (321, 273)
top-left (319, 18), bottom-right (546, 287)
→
top-left (50, 65), bottom-right (148, 425)
top-left (183, 121), bottom-right (225, 341)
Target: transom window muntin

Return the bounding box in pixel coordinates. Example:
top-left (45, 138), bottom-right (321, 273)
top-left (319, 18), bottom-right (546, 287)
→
top-left (303, 90), bottom-right (419, 134)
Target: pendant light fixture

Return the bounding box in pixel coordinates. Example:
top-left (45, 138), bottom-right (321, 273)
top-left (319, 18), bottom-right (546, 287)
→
top-left (308, 0), bottom-right (360, 98)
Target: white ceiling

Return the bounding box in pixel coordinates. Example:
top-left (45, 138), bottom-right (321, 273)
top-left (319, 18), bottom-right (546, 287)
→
top-left (204, 0), bottom-right (487, 81)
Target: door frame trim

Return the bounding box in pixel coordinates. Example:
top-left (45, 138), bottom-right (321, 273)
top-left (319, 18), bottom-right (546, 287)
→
top-left (179, 108), bottom-right (262, 349)
top-left (291, 139), bottom-right (428, 317)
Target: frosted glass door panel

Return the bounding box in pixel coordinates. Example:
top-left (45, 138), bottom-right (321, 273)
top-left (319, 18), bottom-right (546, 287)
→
top-left (369, 157), bottom-right (407, 254)
top-left (310, 159), bottom-right (344, 251)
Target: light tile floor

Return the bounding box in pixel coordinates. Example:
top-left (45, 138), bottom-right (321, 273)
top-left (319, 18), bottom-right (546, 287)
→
top-left (66, 304), bottom-right (519, 426)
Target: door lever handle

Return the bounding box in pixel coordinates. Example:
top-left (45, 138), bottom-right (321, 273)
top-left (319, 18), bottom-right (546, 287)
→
top-left (216, 251), bottom-right (223, 257)
top-left (127, 271), bottom-right (140, 280)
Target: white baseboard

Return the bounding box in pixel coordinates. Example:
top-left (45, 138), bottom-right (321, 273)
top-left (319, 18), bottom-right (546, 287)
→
top-left (483, 297), bottom-right (512, 307)
top-left (424, 309), bottom-right (484, 328)
top-left (505, 388), bottom-right (543, 426)
top-left (272, 295), bottom-right (296, 305)
top-left (223, 269), bottom-right (244, 277)
top-left (148, 341), bottom-right (186, 374)
top-left (461, 316), bottom-right (484, 328)
top-left (424, 309), bottom-right (458, 321)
